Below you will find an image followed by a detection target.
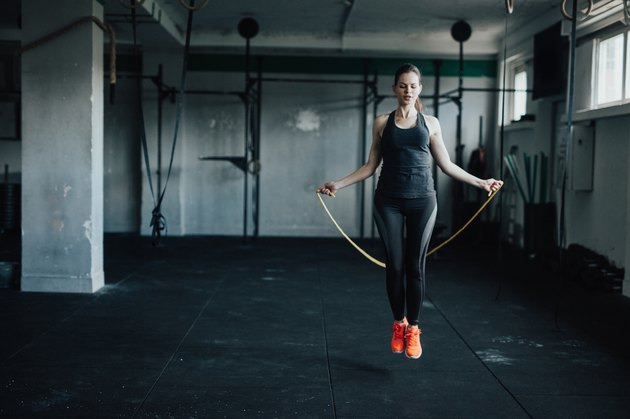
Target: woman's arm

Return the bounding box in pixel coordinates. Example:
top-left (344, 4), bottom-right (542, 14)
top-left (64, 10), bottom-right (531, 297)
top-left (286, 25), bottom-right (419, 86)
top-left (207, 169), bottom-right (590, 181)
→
top-left (316, 114), bottom-right (387, 196)
top-left (426, 115), bottom-right (502, 195)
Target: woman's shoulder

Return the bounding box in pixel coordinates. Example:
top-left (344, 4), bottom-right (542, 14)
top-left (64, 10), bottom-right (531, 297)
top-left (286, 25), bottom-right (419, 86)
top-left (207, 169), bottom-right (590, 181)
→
top-left (375, 112), bottom-right (391, 122)
top-left (421, 113), bottom-right (439, 124)
top-left (374, 113), bottom-right (391, 127)
top-left (372, 113), bottom-right (391, 138)
top-left (421, 113), bottom-right (440, 129)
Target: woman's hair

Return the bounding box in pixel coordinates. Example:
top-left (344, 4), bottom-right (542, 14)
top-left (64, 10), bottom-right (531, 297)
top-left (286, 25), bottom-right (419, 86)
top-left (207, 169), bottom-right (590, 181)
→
top-left (393, 63), bottom-right (423, 112)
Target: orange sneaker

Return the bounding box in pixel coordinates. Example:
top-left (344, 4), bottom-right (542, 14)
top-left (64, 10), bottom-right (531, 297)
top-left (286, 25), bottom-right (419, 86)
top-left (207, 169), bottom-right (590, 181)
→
top-left (405, 326), bottom-right (422, 359)
top-left (391, 317), bottom-right (408, 353)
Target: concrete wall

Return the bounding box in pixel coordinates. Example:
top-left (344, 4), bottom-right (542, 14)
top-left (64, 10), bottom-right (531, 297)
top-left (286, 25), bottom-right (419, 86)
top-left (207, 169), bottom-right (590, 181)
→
top-left (501, 8), bottom-right (630, 294)
top-left (104, 75), bottom-right (141, 233)
top-left (5, 0), bottom-right (626, 295)
top-left (2, 45), bottom-right (497, 240)
top-left (566, 40), bottom-right (630, 274)
top-left (181, 71), bottom-right (246, 235)
top-left (154, 64), bottom-right (497, 239)
top-left (259, 77), bottom-right (363, 237)
top-left (564, 116), bottom-right (628, 268)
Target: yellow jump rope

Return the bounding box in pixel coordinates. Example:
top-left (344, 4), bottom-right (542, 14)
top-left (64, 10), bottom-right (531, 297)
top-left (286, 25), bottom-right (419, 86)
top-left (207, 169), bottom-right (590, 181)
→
top-left (316, 183), bottom-right (503, 268)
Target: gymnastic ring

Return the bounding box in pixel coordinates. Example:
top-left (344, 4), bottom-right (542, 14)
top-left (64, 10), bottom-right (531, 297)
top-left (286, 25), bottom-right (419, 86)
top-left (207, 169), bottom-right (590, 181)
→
top-left (247, 159), bottom-right (261, 175)
top-left (505, 0), bottom-right (514, 15)
top-left (561, 0), bottom-right (594, 21)
top-left (179, 0), bottom-right (210, 11)
top-left (118, 0), bottom-right (145, 9)
top-left (624, 0), bottom-right (630, 26)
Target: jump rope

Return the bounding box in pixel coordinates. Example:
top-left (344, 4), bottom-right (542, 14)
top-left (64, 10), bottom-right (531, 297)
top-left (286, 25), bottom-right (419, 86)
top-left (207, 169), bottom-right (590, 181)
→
top-left (314, 0), bottom-right (586, 283)
top-left (316, 183), bottom-right (503, 268)
top-left (314, 1), bottom-right (588, 342)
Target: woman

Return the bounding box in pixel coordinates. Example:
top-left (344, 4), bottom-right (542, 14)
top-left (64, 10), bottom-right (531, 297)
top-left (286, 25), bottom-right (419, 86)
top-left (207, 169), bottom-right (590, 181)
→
top-left (316, 63), bottom-right (502, 359)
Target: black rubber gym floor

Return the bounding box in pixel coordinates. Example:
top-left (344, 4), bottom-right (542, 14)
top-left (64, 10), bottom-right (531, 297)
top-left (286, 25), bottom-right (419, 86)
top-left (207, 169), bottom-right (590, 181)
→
top-left (1, 235), bottom-right (629, 418)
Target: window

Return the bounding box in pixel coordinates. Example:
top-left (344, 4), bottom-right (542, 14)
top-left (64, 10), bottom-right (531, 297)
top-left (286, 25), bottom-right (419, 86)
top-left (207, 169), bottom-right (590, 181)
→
top-left (497, 59), bottom-right (530, 126)
top-left (513, 69), bottom-right (528, 121)
top-left (594, 31), bottom-right (629, 107)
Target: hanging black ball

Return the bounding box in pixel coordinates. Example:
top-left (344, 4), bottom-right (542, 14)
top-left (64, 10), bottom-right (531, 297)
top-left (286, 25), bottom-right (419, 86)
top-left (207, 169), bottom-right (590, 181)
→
top-left (238, 17), bottom-right (259, 40)
top-left (451, 20), bottom-right (472, 43)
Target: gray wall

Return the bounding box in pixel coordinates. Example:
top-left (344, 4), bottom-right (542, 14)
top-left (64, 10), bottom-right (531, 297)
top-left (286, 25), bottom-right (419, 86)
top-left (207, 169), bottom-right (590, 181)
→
top-left (146, 64), bottom-right (498, 239)
top-left (0, 40), bottom-right (499, 241)
top-left (182, 71), bottom-right (246, 235)
top-left (564, 116), bottom-right (629, 268)
top-left (2, 0), bottom-right (626, 296)
top-left (104, 76), bottom-right (141, 233)
top-left (501, 8), bottom-right (630, 295)
top-left (259, 77), bottom-right (363, 237)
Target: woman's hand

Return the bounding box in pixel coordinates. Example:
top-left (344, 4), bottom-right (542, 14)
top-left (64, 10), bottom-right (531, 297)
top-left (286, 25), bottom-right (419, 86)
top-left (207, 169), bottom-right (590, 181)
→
top-left (480, 179), bottom-right (504, 196)
top-left (316, 182), bottom-right (338, 197)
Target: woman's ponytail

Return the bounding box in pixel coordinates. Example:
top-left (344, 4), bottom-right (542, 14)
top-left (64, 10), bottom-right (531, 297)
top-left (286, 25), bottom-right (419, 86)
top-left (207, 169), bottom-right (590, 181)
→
top-left (415, 98), bottom-right (423, 112)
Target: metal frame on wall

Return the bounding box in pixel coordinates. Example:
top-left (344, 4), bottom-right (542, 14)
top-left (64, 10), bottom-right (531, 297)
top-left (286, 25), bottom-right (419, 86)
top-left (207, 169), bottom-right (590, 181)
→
top-left (188, 48), bottom-right (500, 240)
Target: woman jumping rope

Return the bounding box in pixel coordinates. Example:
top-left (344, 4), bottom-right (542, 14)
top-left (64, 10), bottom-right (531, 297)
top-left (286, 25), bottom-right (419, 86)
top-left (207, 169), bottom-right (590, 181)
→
top-left (317, 63), bottom-right (503, 359)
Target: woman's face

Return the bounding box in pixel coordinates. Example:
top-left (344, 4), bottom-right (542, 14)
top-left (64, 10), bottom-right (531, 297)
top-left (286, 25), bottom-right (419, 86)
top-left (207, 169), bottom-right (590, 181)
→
top-left (393, 72), bottom-right (422, 107)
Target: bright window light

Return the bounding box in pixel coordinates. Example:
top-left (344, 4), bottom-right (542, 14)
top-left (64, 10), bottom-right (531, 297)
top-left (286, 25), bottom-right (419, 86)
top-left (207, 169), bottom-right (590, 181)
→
top-left (513, 70), bottom-right (527, 121)
top-left (597, 33), bottom-right (624, 105)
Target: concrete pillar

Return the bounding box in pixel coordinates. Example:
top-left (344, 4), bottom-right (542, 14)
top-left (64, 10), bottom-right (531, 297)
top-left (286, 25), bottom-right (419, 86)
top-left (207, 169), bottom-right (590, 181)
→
top-left (21, 0), bottom-right (104, 293)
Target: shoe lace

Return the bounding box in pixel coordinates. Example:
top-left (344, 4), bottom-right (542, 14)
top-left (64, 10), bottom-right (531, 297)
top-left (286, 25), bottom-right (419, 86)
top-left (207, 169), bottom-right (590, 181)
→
top-left (405, 328), bottom-right (421, 346)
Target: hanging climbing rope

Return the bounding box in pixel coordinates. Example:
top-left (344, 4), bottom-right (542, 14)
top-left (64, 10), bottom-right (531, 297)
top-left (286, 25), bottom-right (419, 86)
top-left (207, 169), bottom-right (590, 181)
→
top-left (130, 0), bottom-right (208, 245)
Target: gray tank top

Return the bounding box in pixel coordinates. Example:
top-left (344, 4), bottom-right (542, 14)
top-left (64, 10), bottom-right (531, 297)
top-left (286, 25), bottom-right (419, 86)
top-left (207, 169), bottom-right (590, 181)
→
top-left (376, 111), bottom-right (436, 198)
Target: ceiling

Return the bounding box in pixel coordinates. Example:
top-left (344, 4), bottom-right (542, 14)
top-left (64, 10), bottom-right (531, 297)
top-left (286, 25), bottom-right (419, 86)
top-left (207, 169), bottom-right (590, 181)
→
top-left (2, 0), bottom-right (563, 58)
top-left (101, 0), bottom-right (565, 58)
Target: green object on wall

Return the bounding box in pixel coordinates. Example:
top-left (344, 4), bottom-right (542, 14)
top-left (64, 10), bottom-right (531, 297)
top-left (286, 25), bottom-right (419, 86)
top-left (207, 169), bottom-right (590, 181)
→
top-left (505, 151), bottom-right (548, 204)
top-left (187, 54), bottom-right (497, 78)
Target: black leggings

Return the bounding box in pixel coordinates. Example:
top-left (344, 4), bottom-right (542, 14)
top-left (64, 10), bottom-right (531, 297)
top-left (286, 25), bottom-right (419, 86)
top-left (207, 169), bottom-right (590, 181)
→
top-left (373, 193), bottom-right (437, 326)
